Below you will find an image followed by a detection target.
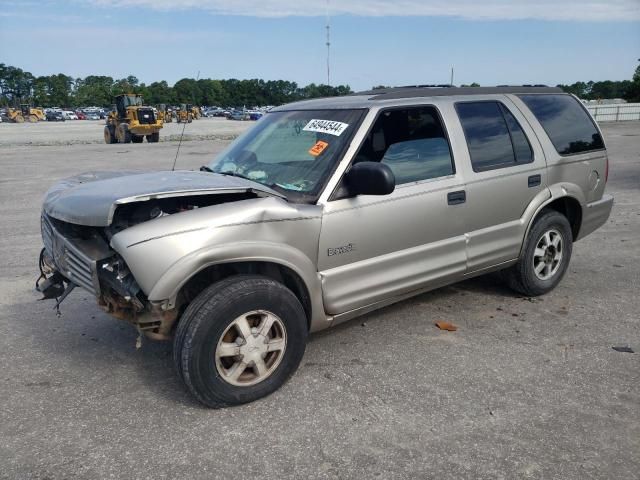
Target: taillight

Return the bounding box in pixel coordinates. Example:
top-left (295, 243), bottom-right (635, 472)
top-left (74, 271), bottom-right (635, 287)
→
top-left (605, 156), bottom-right (609, 183)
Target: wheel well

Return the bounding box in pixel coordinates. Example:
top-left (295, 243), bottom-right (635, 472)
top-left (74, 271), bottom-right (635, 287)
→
top-left (541, 197), bottom-right (582, 240)
top-left (177, 261), bottom-right (312, 327)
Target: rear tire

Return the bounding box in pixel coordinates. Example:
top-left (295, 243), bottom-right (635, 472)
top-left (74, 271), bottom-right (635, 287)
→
top-left (29, 114), bottom-right (38, 123)
top-left (504, 210), bottom-right (573, 296)
top-left (146, 132), bottom-right (160, 143)
top-left (131, 134), bottom-right (144, 143)
top-left (173, 275), bottom-right (308, 408)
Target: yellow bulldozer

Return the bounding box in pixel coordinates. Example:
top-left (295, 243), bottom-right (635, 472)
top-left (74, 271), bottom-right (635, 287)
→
top-left (176, 103), bottom-right (193, 123)
top-left (6, 104), bottom-right (45, 123)
top-left (157, 104), bottom-right (173, 123)
top-left (104, 94), bottom-right (163, 144)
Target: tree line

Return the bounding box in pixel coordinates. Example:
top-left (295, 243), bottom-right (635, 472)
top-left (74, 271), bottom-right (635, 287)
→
top-left (556, 77), bottom-right (639, 102)
top-left (1, 62), bottom-right (639, 108)
top-left (0, 63), bottom-right (352, 108)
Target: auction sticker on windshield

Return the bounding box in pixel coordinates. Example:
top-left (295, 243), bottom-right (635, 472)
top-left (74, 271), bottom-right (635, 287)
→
top-left (308, 140), bottom-right (329, 156)
top-left (303, 119), bottom-right (349, 136)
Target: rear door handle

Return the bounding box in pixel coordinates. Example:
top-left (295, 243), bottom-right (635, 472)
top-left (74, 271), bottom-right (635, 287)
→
top-left (447, 190), bottom-right (466, 205)
top-left (528, 174), bottom-right (542, 188)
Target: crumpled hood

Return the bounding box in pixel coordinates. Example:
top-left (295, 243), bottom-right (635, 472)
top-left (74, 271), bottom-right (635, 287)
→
top-left (43, 170), bottom-right (285, 226)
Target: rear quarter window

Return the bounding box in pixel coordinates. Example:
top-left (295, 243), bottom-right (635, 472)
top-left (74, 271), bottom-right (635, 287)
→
top-left (517, 94), bottom-right (604, 155)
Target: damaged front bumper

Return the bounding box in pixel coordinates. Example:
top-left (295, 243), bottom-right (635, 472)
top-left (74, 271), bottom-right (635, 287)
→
top-left (37, 214), bottom-right (178, 340)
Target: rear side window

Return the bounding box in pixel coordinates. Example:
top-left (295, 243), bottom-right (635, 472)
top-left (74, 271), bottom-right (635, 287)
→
top-left (455, 101), bottom-right (533, 172)
top-left (518, 94), bottom-right (604, 155)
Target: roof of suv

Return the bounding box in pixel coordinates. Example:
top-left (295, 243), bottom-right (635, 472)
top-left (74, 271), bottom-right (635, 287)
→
top-left (272, 85), bottom-right (565, 111)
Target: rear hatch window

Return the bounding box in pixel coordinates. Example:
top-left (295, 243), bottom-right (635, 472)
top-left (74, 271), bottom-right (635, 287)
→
top-left (518, 94), bottom-right (604, 155)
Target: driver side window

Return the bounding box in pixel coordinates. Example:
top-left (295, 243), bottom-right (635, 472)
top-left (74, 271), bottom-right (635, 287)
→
top-left (354, 106), bottom-right (455, 185)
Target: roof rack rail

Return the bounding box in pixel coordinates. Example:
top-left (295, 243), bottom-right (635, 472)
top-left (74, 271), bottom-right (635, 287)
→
top-left (353, 85), bottom-right (562, 100)
top-left (395, 84), bottom-right (454, 89)
top-left (497, 84), bottom-right (550, 88)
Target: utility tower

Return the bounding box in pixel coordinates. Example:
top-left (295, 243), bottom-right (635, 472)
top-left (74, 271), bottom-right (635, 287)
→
top-left (325, 0), bottom-right (331, 86)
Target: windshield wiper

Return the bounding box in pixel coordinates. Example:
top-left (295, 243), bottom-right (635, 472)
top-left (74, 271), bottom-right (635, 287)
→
top-left (199, 166), bottom-right (252, 182)
top-left (219, 171), bottom-right (255, 182)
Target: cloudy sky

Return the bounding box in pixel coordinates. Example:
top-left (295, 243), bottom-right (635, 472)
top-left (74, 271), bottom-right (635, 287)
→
top-left (1, 0), bottom-right (638, 89)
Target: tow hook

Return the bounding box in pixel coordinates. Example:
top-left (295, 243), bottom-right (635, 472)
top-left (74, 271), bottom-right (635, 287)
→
top-left (36, 271), bottom-right (65, 300)
top-left (36, 248), bottom-right (78, 314)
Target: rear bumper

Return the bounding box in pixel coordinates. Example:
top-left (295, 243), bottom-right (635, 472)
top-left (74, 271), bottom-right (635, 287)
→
top-left (577, 194), bottom-right (614, 240)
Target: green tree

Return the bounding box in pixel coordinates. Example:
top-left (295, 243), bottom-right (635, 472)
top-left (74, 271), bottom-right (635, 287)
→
top-left (146, 81), bottom-right (175, 105)
top-left (0, 63), bottom-right (34, 105)
top-left (624, 62), bottom-right (640, 102)
top-left (173, 77), bottom-right (201, 103)
top-left (74, 75), bottom-right (115, 106)
top-left (45, 73), bottom-right (73, 107)
top-left (0, 62), bottom-right (355, 108)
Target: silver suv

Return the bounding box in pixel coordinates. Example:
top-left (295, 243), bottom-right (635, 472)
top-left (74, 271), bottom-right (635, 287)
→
top-left (37, 86), bottom-right (613, 407)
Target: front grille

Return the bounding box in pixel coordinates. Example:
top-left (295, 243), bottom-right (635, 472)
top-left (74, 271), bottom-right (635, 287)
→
top-left (62, 245), bottom-right (97, 293)
top-left (41, 214), bottom-right (54, 255)
top-left (40, 214), bottom-right (108, 295)
top-left (138, 108), bottom-right (155, 125)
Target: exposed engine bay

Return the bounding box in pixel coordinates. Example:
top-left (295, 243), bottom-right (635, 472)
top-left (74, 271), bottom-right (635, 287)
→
top-left (38, 190), bottom-right (260, 341)
top-left (107, 192), bottom-right (257, 236)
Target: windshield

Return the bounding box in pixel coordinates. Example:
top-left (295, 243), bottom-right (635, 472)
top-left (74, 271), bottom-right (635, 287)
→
top-left (123, 95), bottom-right (143, 107)
top-left (208, 109), bottom-right (365, 202)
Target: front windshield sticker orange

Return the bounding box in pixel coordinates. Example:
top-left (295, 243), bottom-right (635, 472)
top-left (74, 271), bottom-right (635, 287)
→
top-left (309, 140), bottom-right (329, 156)
top-left (303, 119), bottom-right (349, 136)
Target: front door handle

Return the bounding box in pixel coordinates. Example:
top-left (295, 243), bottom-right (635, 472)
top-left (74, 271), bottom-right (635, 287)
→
top-left (528, 174), bottom-right (542, 188)
top-left (447, 190), bottom-right (466, 205)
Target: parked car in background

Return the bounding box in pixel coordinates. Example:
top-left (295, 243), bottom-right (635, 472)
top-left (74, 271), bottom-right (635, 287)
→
top-left (62, 111), bottom-right (78, 120)
top-left (248, 110), bottom-right (263, 120)
top-left (86, 112), bottom-right (100, 120)
top-left (75, 111), bottom-right (87, 120)
top-left (46, 111), bottom-right (65, 122)
top-left (227, 109), bottom-right (249, 120)
top-left (204, 107), bottom-right (227, 117)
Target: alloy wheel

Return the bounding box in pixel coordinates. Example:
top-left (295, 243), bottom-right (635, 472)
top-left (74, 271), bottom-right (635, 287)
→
top-left (532, 228), bottom-right (564, 280)
top-left (214, 310), bottom-right (287, 387)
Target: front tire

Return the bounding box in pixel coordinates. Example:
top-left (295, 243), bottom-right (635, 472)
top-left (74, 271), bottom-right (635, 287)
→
top-left (504, 209), bottom-right (573, 296)
top-left (174, 275), bottom-right (308, 408)
top-left (146, 131), bottom-right (160, 143)
top-left (103, 126), bottom-right (116, 144)
top-left (119, 124), bottom-right (132, 144)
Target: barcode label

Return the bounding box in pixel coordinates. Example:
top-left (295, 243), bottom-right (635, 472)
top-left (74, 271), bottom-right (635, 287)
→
top-left (302, 119), bottom-right (349, 136)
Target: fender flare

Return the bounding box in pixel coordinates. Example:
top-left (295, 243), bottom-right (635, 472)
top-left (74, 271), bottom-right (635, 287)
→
top-left (519, 183), bottom-right (586, 257)
top-left (146, 241), bottom-right (328, 330)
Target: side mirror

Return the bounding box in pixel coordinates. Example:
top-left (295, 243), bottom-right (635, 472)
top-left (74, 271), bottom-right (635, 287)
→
top-left (345, 161), bottom-right (395, 196)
